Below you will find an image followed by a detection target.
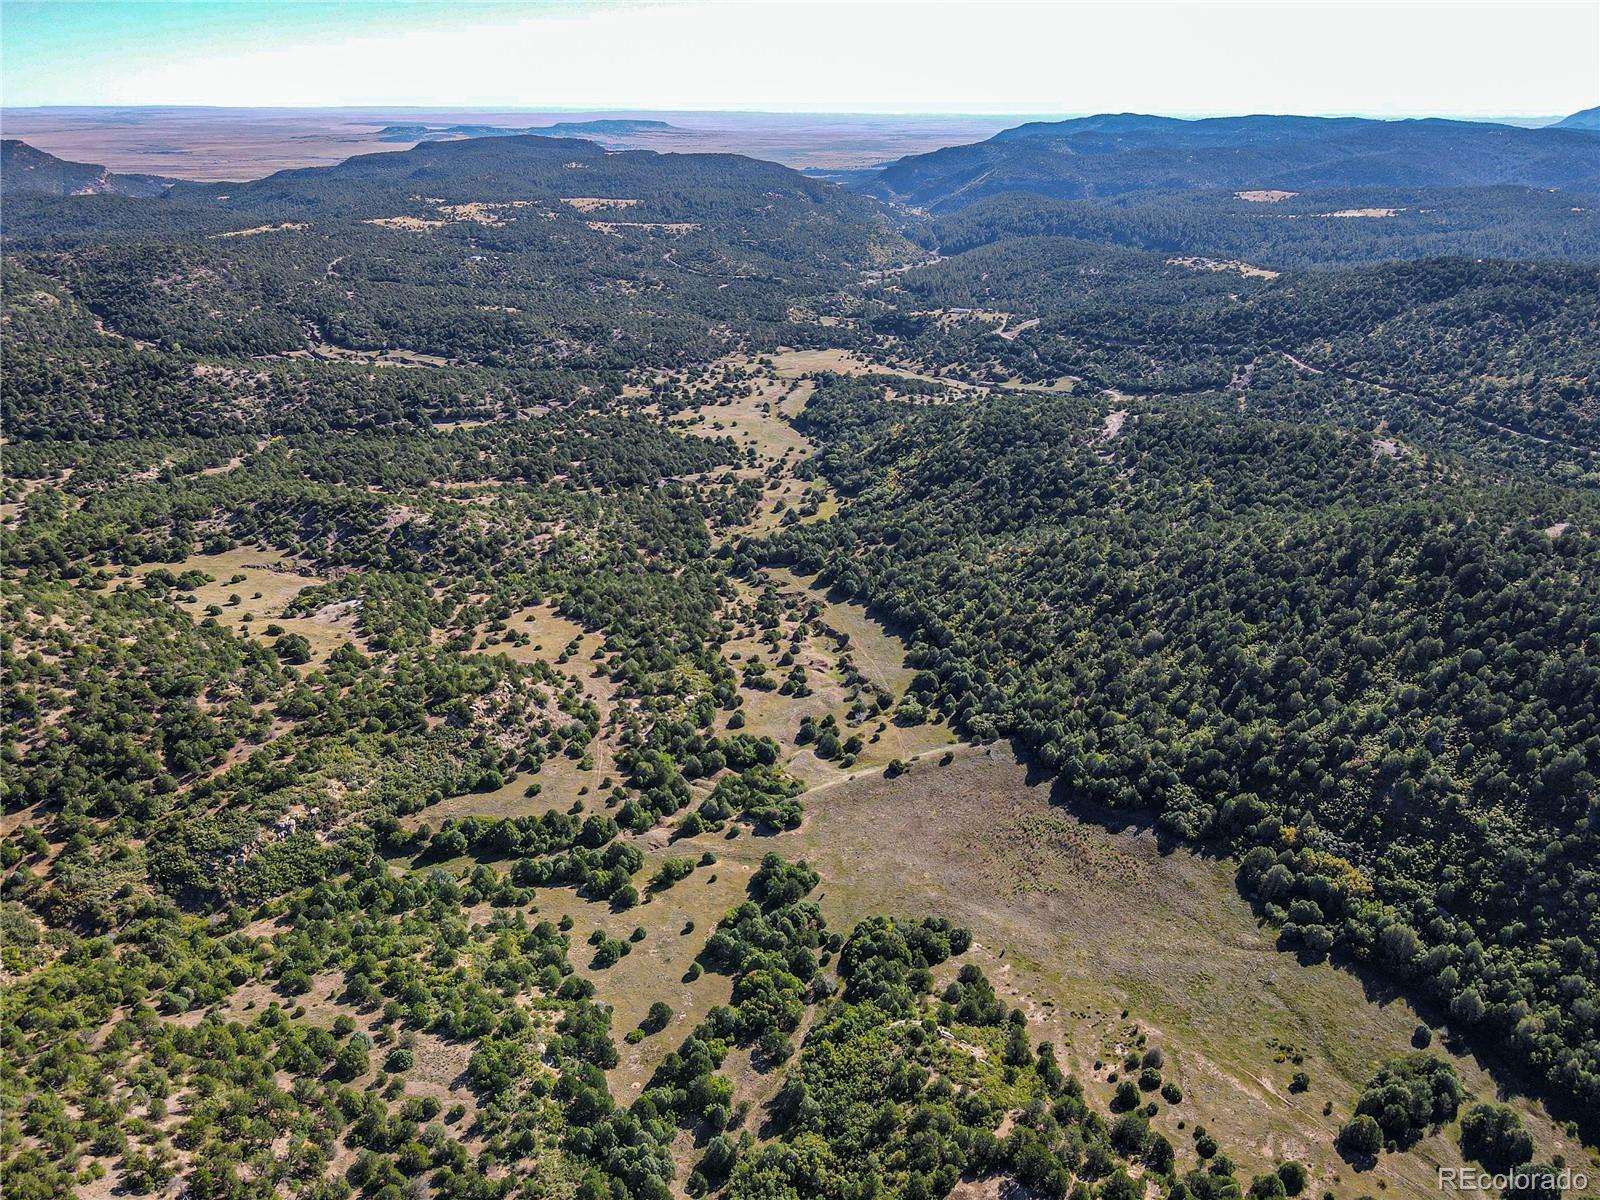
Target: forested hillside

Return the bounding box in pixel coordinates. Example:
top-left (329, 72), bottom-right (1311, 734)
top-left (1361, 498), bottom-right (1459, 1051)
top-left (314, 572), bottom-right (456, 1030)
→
top-left (858, 114), bottom-right (1600, 209)
top-left (3, 126), bottom-right (1597, 1199)
top-left (4, 134), bottom-right (912, 370)
top-left (868, 247), bottom-right (1600, 481)
top-left (926, 188), bottom-right (1600, 267)
top-left (755, 374), bottom-right (1600, 1123)
top-left (0, 139), bottom-right (175, 199)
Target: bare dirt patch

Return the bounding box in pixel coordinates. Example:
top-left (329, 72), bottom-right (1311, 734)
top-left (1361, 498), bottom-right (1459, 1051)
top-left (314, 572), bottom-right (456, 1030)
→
top-left (1235, 190), bottom-right (1298, 203)
top-left (561, 197), bottom-right (641, 212)
top-left (278, 343), bottom-right (452, 368)
top-left (211, 222), bottom-right (308, 238)
top-left (586, 220), bottom-right (700, 236)
top-left (363, 215), bottom-right (445, 231)
top-left (1166, 255), bottom-right (1280, 281)
top-left (127, 547), bottom-right (359, 666)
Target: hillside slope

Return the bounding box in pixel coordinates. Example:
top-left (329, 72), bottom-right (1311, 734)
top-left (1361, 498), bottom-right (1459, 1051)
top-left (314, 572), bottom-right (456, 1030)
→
top-left (5, 134), bottom-right (915, 370)
top-left (858, 113), bottom-right (1600, 210)
top-left (1555, 106), bottom-right (1600, 132)
top-left (0, 138), bottom-right (174, 198)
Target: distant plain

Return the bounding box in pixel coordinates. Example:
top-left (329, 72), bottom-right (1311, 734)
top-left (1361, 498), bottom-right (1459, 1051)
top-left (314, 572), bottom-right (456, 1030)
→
top-left (0, 106), bottom-right (1023, 179)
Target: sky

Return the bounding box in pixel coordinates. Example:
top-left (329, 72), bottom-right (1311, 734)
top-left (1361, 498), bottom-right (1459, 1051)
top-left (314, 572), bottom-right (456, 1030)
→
top-left (2, 0), bottom-right (1597, 118)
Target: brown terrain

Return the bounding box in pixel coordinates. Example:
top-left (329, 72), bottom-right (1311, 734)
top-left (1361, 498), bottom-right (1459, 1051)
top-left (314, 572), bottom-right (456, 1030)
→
top-left (0, 106), bottom-right (1023, 180)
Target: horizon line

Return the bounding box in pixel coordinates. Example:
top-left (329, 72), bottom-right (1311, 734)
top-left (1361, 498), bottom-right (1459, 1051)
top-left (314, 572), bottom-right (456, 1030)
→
top-left (2, 103), bottom-right (1585, 123)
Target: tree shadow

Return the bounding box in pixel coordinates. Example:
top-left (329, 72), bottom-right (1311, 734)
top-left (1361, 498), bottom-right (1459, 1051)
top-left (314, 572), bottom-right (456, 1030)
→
top-left (1336, 1143), bottom-right (1378, 1173)
top-left (1003, 735), bottom-right (1597, 1141)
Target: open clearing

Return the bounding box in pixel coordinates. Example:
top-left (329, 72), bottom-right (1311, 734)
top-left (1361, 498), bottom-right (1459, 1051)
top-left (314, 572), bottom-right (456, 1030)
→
top-left (413, 603), bottom-right (622, 826)
top-left (660, 746), bottom-right (1589, 1200)
top-left (770, 347), bottom-right (876, 378)
top-left (500, 742), bottom-right (1593, 1196)
top-left (363, 215), bottom-right (445, 231)
top-left (723, 566), bottom-right (953, 786)
top-left (127, 546), bottom-right (361, 666)
top-left (408, 556), bottom-right (1535, 1196)
top-left (561, 197), bottom-right (641, 212)
top-left (760, 566), bottom-right (917, 697)
top-left (586, 220), bottom-right (700, 235)
top-left (1167, 255), bottom-right (1280, 280)
top-left (276, 342), bottom-right (453, 367)
top-left (210, 222), bottom-right (307, 238)
top-left (668, 354), bottom-right (842, 539)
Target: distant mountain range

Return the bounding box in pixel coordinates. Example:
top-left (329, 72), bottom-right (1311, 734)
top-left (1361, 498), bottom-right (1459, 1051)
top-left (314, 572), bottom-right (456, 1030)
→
top-left (849, 113), bottom-right (1600, 210)
top-left (374, 119), bottom-right (683, 146)
top-left (0, 139), bottom-right (175, 198)
top-left (1555, 105), bottom-right (1600, 131)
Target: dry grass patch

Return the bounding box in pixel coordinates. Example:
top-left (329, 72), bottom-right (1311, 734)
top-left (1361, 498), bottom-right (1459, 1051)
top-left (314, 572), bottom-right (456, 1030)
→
top-left (769, 348), bottom-right (875, 378)
top-left (437, 202), bottom-right (507, 225)
top-left (760, 566), bottom-right (915, 696)
top-left (415, 604), bottom-right (622, 826)
top-left (363, 215), bottom-right (445, 231)
top-left (485, 603), bottom-right (618, 715)
top-left (561, 197), bottom-right (641, 212)
top-left (530, 851), bottom-right (760, 1102)
top-left (586, 220), bottom-right (700, 235)
top-left (434, 200), bottom-right (541, 225)
top-left (1167, 255), bottom-right (1280, 281)
top-left (672, 377), bottom-right (813, 463)
top-left (127, 547), bottom-right (360, 666)
top-left (669, 358), bottom-right (841, 542)
top-left (278, 342), bottom-right (451, 367)
top-left (723, 567), bottom-right (953, 787)
top-left (664, 746), bottom-right (1584, 1198)
top-left (211, 222), bottom-right (307, 238)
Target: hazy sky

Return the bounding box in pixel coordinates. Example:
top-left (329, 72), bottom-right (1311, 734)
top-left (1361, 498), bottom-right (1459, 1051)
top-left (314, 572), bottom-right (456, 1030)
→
top-left (3, 0), bottom-right (1596, 117)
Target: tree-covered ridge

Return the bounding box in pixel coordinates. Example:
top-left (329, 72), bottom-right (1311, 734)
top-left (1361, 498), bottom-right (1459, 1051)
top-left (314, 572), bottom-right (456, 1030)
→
top-left (1, 264), bottom-right (575, 440)
top-left (858, 114), bottom-right (1600, 210)
top-left (757, 374), bottom-right (1600, 1123)
top-left (3, 134), bottom-right (916, 374)
top-left (928, 188), bottom-right (1600, 268)
top-left (861, 249), bottom-right (1600, 484)
top-left (0, 138), bottom-right (175, 199)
